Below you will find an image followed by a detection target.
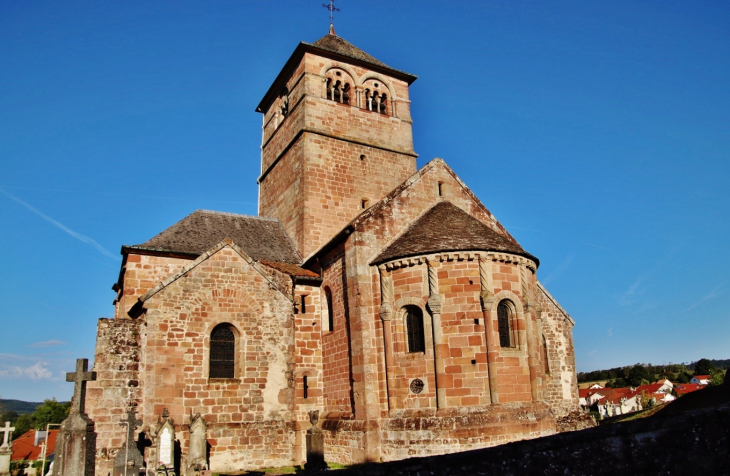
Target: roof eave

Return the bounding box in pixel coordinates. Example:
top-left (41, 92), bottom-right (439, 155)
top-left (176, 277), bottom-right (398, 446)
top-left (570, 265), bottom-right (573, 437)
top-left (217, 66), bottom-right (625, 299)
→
top-left (256, 42), bottom-right (417, 114)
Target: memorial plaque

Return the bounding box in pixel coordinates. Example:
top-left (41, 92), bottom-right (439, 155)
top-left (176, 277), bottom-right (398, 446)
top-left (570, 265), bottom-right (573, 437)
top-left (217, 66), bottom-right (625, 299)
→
top-left (159, 427), bottom-right (172, 465)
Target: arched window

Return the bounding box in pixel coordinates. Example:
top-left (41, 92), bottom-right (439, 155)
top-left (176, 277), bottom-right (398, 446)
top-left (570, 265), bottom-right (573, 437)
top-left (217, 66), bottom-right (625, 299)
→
top-left (497, 300), bottom-right (514, 348)
top-left (210, 324), bottom-right (236, 378)
top-left (406, 306), bottom-right (425, 353)
top-left (543, 335), bottom-right (550, 375)
top-left (325, 287), bottom-right (334, 332)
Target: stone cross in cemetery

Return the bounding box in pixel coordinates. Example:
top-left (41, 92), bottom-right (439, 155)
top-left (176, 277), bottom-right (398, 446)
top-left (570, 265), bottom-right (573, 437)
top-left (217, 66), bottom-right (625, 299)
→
top-left (0, 421), bottom-right (14, 449)
top-left (114, 410), bottom-right (144, 476)
top-left (0, 421), bottom-right (15, 476)
top-left (53, 358), bottom-right (97, 476)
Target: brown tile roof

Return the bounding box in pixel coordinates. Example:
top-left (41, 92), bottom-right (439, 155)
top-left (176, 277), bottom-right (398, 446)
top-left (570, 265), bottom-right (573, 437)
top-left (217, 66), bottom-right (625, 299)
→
top-left (260, 260), bottom-right (320, 279)
top-left (127, 210), bottom-right (301, 264)
top-left (311, 33), bottom-right (390, 69)
top-left (372, 201), bottom-right (537, 265)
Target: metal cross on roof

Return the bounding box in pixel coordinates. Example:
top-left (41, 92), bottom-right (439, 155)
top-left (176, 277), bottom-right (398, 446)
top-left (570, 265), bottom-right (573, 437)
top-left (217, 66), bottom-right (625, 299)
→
top-left (322, 0), bottom-right (340, 28)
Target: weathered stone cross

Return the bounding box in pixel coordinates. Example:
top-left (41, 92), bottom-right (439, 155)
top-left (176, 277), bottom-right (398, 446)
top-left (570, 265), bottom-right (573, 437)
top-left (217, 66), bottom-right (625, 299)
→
top-left (119, 410), bottom-right (142, 450)
top-left (66, 358), bottom-right (97, 415)
top-left (0, 421), bottom-right (14, 448)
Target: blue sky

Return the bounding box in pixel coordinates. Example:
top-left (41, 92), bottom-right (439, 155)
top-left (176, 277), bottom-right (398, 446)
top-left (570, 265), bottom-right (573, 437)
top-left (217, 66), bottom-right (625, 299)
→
top-left (1, 1), bottom-right (728, 402)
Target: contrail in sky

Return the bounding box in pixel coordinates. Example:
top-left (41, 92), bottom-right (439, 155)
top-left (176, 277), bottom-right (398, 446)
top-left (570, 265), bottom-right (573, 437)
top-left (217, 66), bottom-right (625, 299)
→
top-left (0, 187), bottom-right (118, 259)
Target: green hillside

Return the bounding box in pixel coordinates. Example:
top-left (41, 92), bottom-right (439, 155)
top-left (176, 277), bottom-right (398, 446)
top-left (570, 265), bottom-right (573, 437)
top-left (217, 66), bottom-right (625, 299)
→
top-left (0, 399), bottom-right (43, 415)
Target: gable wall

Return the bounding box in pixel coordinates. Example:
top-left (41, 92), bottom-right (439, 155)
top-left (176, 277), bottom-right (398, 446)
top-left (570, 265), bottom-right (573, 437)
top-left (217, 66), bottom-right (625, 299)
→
top-left (91, 246), bottom-right (300, 474)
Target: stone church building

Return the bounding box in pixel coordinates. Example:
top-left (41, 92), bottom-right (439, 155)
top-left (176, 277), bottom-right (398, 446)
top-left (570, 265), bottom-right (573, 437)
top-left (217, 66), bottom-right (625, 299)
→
top-left (86, 29), bottom-right (579, 474)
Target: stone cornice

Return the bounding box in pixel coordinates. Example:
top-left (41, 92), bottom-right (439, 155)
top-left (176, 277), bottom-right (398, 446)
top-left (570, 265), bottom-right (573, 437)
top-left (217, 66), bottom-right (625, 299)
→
top-left (379, 251), bottom-right (537, 272)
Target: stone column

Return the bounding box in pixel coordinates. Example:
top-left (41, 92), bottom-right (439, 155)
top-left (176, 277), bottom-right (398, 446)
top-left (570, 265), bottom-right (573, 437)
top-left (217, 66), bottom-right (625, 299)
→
top-left (426, 257), bottom-right (446, 409)
top-left (520, 265), bottom-right (540, 402)
top-left (0, 421), bottom-right (15, 476)
top-left (53, 358), bottom-right (97, 476)
top-left (378, 265), bottom-right (395, 411)
top-left (479, 255), bottom-right (498, 404)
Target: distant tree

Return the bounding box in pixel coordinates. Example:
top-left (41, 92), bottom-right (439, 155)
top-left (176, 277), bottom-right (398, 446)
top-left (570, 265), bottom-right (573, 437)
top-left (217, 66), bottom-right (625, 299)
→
top-left (627, 364), bottom-right (651, 387)
top-left (32, 398), bottom-right (70, 430)
top-left (694, 359), bottom-right (716, 376)
top-left (709, 368), bottom-right (725, 386)
top-left (13, 413), bottom-right (34, 439)
top-left (0, 410), bottom-right (18, 424)
top-left (676, 372), bottom-right (691, 384)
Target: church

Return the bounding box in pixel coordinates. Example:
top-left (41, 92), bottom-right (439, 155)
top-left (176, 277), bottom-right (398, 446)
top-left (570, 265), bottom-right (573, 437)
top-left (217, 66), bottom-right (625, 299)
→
top-left (85, 27), bottom-right (579, 474)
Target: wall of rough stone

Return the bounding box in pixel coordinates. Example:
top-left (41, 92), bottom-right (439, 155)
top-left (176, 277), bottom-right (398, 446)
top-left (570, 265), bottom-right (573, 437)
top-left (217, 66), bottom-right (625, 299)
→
top-left (327, 401), bottom-right (730, 475)
top-left (538, 284), bottom-right (579, 415)
top-left (86, 318), bottom-right (143, 475)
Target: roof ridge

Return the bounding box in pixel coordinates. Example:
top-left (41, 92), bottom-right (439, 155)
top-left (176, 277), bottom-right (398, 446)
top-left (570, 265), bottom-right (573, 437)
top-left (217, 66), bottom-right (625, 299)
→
top-left (193, 209), bottom-right (281, 222)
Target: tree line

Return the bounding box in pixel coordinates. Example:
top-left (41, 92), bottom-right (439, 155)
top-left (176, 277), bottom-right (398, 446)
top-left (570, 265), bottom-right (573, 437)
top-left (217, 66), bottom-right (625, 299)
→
top-left (0, 399), bottom-right (70, 439)
top-left (578, 358), bottom-right (727, 387)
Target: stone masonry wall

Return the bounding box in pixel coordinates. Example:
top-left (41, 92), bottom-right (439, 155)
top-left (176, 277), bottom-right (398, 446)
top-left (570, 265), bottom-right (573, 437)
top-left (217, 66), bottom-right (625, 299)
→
top-left (320, 246), bottom-right (354, 416)
top-left (258, 51), bottom-right (417, 258)
top-left (115, 253), bottom-right (191, 319)
top-left (86, 318), bottom-right (143, 475)
top-left (538, 285), bottom-right (579, 415)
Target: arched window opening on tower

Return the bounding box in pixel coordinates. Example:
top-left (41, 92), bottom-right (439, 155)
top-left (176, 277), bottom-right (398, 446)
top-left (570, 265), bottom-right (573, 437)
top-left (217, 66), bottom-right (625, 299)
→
top-left (497, 300), bottom-right (516, 348)
top-left (326, 77), bottom-right (351, 105)
top-left (210, 323), bottom-right (236, 378)
top-left (543, 335), bottom-right (550, 375)
top-left (324, 287), bottom-right (334, 332)
top-left (406, 306), bottom-right (425, 353)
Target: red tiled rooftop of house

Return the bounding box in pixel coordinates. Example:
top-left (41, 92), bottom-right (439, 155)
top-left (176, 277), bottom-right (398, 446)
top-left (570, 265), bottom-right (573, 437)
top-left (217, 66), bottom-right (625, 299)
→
top-left (10, 429), bottom-right (59, 461)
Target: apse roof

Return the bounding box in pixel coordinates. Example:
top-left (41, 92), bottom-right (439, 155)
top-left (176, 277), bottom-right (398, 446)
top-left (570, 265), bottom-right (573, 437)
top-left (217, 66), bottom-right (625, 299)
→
top-left (125, 210), bottom-right (302, 264)
top-left (372, 201), bottom-right (538, 265)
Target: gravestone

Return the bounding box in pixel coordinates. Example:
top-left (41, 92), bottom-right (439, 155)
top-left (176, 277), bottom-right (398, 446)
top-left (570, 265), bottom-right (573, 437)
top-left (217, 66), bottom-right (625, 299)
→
top-left (0, 421), bottom-right (15, 476)
top-left (52, 358), bottom-right (97, 476)
top-left (113, 410), bottom-right (144, 476)
top-left (304, 410), bottom-right (326, 471)
top-left (155, 409), bottom-right (176, 475)
top-left (186, 413), bottom-right (207, 476)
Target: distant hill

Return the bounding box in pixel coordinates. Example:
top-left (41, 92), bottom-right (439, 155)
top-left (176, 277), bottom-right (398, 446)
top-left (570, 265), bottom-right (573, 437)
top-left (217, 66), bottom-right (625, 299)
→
top-left (687, 359), bottom-right (730, 371)
top-left (0, 399), bottom-right (43, 415)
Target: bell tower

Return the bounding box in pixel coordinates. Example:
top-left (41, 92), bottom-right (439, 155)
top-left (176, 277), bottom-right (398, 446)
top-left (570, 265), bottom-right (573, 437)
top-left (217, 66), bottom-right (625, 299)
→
top-left (256, 31), bottom-right (418, 258)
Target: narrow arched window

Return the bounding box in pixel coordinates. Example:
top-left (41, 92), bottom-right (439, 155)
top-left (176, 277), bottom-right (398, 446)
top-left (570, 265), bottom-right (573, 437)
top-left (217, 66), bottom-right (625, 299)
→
top-left (342, 83), bottom-right (351, 105)
top-left (325, 287), bottom-right (334, 332)
top-left (210, 324), bottom-right (235, 378)
top-left (406, 306), bottom-right (425, 353)
top-left (379, 93), bottom-right (388, 114)
top-left (543, 335), bottom-right (550, 375)
top-left (497, 300), bottom-right (513, 348)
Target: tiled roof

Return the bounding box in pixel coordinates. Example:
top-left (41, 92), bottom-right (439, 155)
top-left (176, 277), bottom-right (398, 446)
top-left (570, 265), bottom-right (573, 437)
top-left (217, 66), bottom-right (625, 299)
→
top-left (260, 260), bottom-right (320, 279)
top-left (127, 210), bottom-right (301, 264)
top-left (11, 429), bottom-right (58, 461)
top-left (373, 201), bottom-right (536, 264)
top-left (311, 33), bottom-right (390, 69)
top-left (675, 383), bottom-right (703, 396)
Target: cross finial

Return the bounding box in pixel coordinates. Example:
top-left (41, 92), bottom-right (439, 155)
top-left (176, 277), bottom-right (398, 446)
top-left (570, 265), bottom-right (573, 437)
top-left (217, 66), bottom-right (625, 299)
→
top-left (0, 421), bottom-right (15, 448)
top-left (322, 0), bottom-right (340, 35)
top-left (66, 358), bottom-right (96, 415)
